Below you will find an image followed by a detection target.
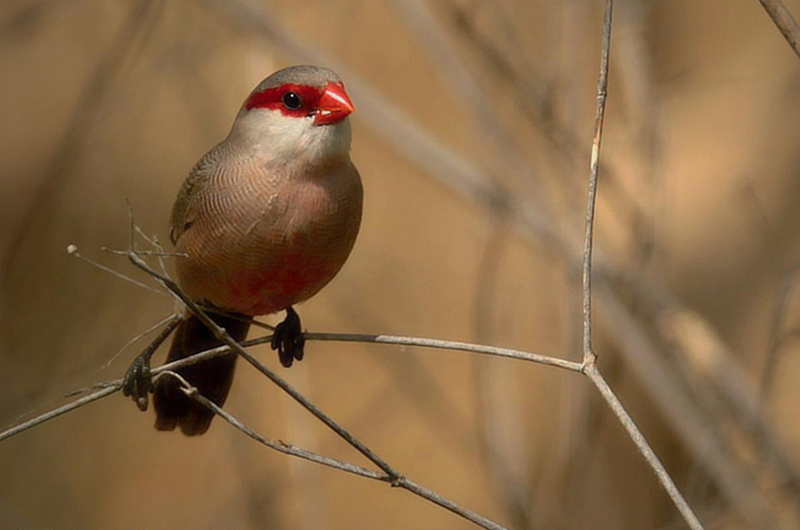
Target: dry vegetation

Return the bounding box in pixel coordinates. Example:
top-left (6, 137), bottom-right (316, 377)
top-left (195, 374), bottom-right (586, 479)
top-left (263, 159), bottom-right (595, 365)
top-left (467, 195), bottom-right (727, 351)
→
top-left (2, 0), bottom-right (800, 529)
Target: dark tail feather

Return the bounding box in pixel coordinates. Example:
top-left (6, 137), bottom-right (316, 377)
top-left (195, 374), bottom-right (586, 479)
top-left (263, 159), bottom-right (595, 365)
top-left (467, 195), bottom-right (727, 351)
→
top-left (154, 311), bottom-right (251, 436)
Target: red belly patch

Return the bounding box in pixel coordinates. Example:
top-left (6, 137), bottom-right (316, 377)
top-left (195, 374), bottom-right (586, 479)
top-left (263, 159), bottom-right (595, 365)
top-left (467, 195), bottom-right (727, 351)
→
top-left (226, 251), bottom-right (334, 316)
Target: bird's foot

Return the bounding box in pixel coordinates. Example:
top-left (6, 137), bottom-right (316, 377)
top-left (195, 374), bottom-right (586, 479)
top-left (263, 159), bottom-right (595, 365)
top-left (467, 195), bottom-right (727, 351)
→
top-left (122, 353), bottom-right (154, 411)
top-left (271, 307), bottom-right (305, 368)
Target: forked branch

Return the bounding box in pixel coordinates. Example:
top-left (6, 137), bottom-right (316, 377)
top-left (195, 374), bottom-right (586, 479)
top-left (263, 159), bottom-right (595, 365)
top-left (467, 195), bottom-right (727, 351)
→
top-left (0, 1), bottom-right (714, 528)
top-left (577, 1), bottom-right (704, 529)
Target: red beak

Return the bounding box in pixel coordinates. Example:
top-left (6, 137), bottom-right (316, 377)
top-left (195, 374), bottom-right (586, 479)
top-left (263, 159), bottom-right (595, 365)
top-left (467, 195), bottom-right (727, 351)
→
top-left (314, 82), bottom-right (355, 126)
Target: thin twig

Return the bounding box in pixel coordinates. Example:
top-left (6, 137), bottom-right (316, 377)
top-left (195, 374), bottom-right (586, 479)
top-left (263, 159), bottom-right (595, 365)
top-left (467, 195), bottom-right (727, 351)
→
top-left (577, 3), bottom-right (705, 529)
top-left (67, 245), bottom-right (166, 296)
top-left (100, 313), bottom-right (180, 370)
top-left (56, 186), bottom-right (715, 530)
top-left (166, 371), bottom-right (387, 481)
top-left (193, 388), bottom-right (509, 530)
top-left (0, 327), bottom-right (582, 444)
top-left (207, 6), bottom-right (798, 498)
top-left (603, 288), bottom-right (781, 530)
top-left (757, 0), bottom-right (800, 60)
top-left (0, 334), bottom-right (269, 442)
top-left (196, 1), bottom-right (792, 471)
top-left (584, 365), bottom-right (705, 530)
top-left (102, 247), bottom-right (188, 258)
top-left (10, 1), bottom-right (784, 526)
top-left (126, 314), bottom-right (184, 410)
top-left (443, 0), bottom-right (645, 231)
top-left (128, 250), bottom-right (398, 475)
top-left (0, 386), bottom-right (118, 443)
top-left (581, 0), bottom-right (613, 366)
top-left (124, 248), bottom-right (509, 530)
top-left (306, 332), bottom-right (583, 372)
top-left (175, 373), bottom-right (509, 530)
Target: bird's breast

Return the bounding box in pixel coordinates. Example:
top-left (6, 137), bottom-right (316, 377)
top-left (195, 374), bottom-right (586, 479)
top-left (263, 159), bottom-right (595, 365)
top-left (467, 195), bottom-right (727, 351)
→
top-left (174, 160), bottom-right (362, 315)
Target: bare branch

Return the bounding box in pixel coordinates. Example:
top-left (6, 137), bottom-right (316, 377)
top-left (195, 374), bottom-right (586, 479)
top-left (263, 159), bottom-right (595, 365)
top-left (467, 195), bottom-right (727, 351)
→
top-left (0, 333), bottom-right (271, 442)
top-left (128, 249), bottom-right (397, 474)
top-left (124, 247), bottom-right (511, 530)
top-left (757, 0), bottom-right (800, 59)
top-left (167, 371), bottom-right (388, 481)
top-left (102, 247), bottom-right (188, 258)
top-left (584, 365), bottom-right (705, 530)
top-left (581, 0), bottom-right (613, 366)
top-left (101, 312), bottom-right (181, 370)
top-left (0, 386), bottom-right (118, 443)
top-left (306, 332), bottom-right (583, 373)
top-left (0, 328), bottom-right (582, 445)
top-left (176, 373), bottom-right (511, 530)
top-left (195, 2), bottom-right (795, 470)
top-left (604, 288), bottom-right (780, 530)
top-left (27, 218), bottom-right (712, 530)
top-left (577, 3), bottom-right (705, 529)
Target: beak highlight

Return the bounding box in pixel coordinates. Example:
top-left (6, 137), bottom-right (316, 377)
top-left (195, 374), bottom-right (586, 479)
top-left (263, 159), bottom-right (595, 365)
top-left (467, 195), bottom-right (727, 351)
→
top-left (314, 82), bottom-right (355, 125)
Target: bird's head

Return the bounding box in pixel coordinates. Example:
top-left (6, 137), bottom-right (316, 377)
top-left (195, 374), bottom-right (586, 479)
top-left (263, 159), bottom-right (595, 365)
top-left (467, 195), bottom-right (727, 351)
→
top-left (232, 65), bottom-right (355, 166)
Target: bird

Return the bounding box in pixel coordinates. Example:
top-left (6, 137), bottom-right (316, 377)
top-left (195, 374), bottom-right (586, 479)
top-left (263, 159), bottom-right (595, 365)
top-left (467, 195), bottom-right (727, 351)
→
top-left (122, 65), bottom-right (363, 436)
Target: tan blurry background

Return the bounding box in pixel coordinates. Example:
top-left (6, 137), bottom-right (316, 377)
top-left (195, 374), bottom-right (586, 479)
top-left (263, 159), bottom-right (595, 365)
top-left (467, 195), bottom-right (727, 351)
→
top-left (2, 0), bottom-right (800, 529)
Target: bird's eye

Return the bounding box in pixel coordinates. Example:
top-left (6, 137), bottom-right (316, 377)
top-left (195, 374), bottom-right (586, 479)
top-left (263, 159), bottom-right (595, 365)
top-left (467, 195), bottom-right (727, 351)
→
top-left (282, 92), bottom-right (302, 110)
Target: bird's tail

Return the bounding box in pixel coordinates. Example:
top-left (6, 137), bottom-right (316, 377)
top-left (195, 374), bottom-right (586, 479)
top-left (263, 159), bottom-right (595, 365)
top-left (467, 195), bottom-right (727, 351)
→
top-left (153, 311), bottom-right (251, 436)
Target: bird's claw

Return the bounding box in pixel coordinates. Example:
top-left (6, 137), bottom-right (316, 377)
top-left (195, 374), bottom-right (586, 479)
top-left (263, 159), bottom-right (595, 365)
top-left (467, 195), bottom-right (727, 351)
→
top-left (122, 354), bottom-right (154, 411)
top-left (271, 307), bottom-right (305, 368)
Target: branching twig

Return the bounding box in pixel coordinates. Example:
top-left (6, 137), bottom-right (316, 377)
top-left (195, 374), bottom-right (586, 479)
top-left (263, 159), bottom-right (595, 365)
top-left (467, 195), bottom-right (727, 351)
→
top-left (0, 333), bottom-right (269, 443)
top-left (123, 246), bottom-right (510, 530)
top-left (197, 4), bottom-right (799, 486)
top-left (165, 371), bottom-right (388, 481)
top-left (4, 1), bottom-right (761, 527)
top-left (100, 312), bottom-right (180, 370)
top-left (0, 328), bottom-right (584, 444)
top-left (576, 2), bottom-right (704, 529)
top-left (67, 244), bottom-right (166, 296)
top-left (3, 244), bottom-right (706, 530)
top-left (126, 254), bottom-right (396, 473)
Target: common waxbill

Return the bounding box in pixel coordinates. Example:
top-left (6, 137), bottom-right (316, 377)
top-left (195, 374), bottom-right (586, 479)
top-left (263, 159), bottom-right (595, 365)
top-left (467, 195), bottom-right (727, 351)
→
top-left (124, 65), bottom-right (362, 436)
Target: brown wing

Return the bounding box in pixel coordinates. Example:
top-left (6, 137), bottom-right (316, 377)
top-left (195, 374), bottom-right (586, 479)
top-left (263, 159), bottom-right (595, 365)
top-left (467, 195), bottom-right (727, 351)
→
top-left (169, 145), bottom-right (226, 245)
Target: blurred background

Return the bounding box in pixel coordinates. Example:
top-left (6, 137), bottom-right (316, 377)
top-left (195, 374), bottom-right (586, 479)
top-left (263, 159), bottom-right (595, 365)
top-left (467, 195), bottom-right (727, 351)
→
top-left (2, 0), bottom-right (800, 529)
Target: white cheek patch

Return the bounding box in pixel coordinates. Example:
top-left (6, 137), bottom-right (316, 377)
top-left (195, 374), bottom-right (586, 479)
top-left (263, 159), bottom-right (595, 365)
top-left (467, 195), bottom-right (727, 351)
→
top-left (238, 108), bottom-right (351, 166)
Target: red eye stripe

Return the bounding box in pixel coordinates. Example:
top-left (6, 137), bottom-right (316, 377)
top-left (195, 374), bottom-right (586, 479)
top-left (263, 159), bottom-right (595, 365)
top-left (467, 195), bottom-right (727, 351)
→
top-left (244, 83), bottom-right (324, 117)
